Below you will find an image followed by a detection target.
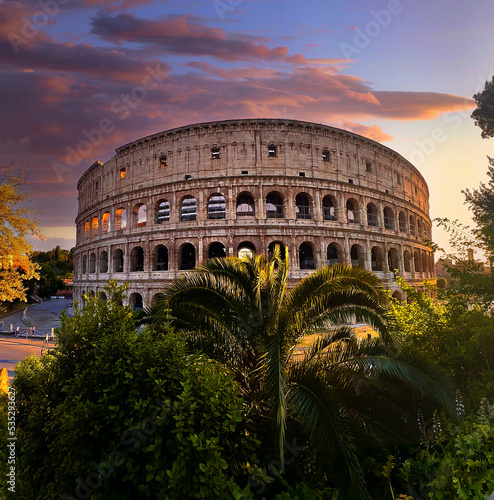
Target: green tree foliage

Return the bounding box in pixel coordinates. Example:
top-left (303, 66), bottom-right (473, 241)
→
top-left (434, 217), bottom-right (494, 306)
top-left (145, 249), bottom-right (455, 499)
top-left (389, 277), bottom-right (494, 408)
top-left (471, 76), bottom-right (494, 139)
top-left (31, 245), bottom-right (74, 276)
top-left (463, 157), bottom-right (494, 260)
top-left (0, 166), bottom-right (41, 306)
top-left (400, 404), bottom-right (494, 500)
top-left (12, 281), bottom-right (256, 499)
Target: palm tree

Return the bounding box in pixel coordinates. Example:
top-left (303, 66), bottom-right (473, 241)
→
top-left (145, 247), bottom-right (454, 497)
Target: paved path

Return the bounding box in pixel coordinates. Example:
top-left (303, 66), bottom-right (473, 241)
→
top-left (0, 337), bottom-right (55, 380)
top-left (0, 299), bottom-right (71, 380)
top-left (0, 298), bottom-right (73, 337)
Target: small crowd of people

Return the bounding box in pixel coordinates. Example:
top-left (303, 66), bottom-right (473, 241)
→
top-left (0, 321), bottom-right (56, 342)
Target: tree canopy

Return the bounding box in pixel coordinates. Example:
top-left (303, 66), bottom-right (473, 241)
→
top-left (463, 157), bottom-right (494, 260)
top-left (0, 167), bottom-right (41, 305)
top-left (471, 76), bottom-right (494, 139)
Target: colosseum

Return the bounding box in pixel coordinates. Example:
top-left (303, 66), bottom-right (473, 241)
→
top-left (74, 118), bottom-right (435, 309)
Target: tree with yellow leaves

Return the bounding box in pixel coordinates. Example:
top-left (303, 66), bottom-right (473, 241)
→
top-left (0, 167), bottom-right (41, 307)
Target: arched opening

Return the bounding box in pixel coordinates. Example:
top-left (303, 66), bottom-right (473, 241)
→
top-left (399, 211), bottom-right (407, 232)
top-left (156, 200), bottom-right (170, 223)
top-left (236, 193), bottom-right (255, 217)
top-left (383, 207), bottom-right (395, 230)
top-left (99, 251), bottom-right (108, 273)
top-left (367, 203), bottom-right (379, 227)
top-left (322, 195), bottom-right (337, 221)
top-left (268, 241), bottom-right (286, 260)
top-left (84, 221), bottom-right (90, 238)
top-left (89, 253), bottom-right (96, 273)
top-left (350, 244), bottom-right (364, 267)
top-left (102, 212), bottom-right (111, 233)
top-left (133, 204), bottom-right (147, 227)
top-left (371, 247), bottom-right (383, 271)
top-left (181, 196), bottom-right (197, 221)
top-left (208, 242), bottom-right (226, 259)
top-left (392, 291), bottom-right (404, 301)
top-left (421, 253), bottom-right (428, 274)
top-left (327, 243), bottom-right (342, 266)
top-left (417, 218), bottom-right (424, 239)
top-left (237, 241), bottom-right (256, 259)
top-left (346, 199), bottom-right (359, 224)
top-left (266, 192), bottom-right (284, 219)
top-left (295, 193), bottom-right (311, 220)
top-left (428, 253), bottom-right (434, 273)
top-left (409, 215), bottom-right (416, 237)
top-left (113, 249), bottom-right (124, 273)
top-left (207, 194), bottom-right (226, 220)
top-left (99, 292), bottom-right (107, 301)
top-left (403, 250), bottom-right (411, 272)
top-left (151, 293), bottom-right (165, 306)
top-left (180, 243), bottom-right (196, 270)
top-left (153, 245), bottom-right (168, 271)
top-left (91, 217), bottom-right (99, 237)
top-left (388, 248), bottom-right (400, 272)
top-left (129, 292), bottom-right (143, 311)
top-left (413, 251), bottom-right (421, 272)
top-left (115, 208), bottom-right (127, 230)
top-left (82, 255), bottom-right (87, 274)
top-left (299, 242), bottom-right (315, 270)
top-left (130, 247), bottom-right (144, 272)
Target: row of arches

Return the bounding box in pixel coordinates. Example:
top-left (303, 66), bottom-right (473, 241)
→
top-left (79, 284), bottom-right (409, 312)
top-left (81, 192), bottom-right (431, 240)
top-left (78, 240), bottom-right (434, 277)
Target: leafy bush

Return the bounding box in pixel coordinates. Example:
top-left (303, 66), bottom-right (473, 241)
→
top-left (13, 282), bottom-right (257, 499)
top-left (400, 404), bottom-right (494, 499)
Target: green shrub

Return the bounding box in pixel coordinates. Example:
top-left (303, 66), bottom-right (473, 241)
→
top-left (13, 282), bottom-right (257, 499)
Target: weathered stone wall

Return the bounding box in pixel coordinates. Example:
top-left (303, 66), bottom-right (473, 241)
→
top-left (74, 119), bottom-right (434, 308)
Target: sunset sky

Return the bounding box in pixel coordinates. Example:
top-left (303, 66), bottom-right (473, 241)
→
top-left (1, 0), bottom-right (493, 254)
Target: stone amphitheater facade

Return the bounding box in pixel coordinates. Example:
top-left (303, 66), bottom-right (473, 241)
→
top-left (74, 118), bottom-right (435, 309)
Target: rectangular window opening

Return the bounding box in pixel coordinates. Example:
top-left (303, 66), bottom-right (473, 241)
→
top-left (299, 172), bottom-right (306, 177)
top-left (365, 161), bottom-right (372, 172)
top-left (268, 145), bottom-right (277, 157)
top-left (211, 147), bottom-right (220, 160)
top-left (322, 150), bottom-right (330, 162)
top-left (120, 168), bottom-right (126, 179)
top-left (241, 170), bottom-right (248, 176)
top-left (348, 179), bottom-right (354, 184)
top-left (159, 155), bottom-right (167, 168)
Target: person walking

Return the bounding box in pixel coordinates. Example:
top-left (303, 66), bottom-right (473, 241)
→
top-left (32, 326), bottom-right (35, 336)
top-left (45, 333), bottom-right (49, 344)
top-left (16, 326), bottom-right (20, 337)
top-left (40, 347), bottom-right (45, 357)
